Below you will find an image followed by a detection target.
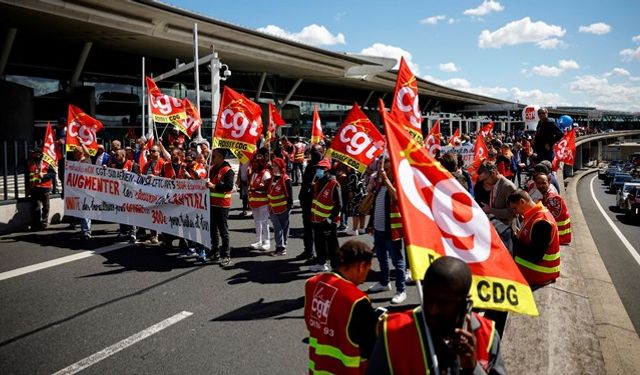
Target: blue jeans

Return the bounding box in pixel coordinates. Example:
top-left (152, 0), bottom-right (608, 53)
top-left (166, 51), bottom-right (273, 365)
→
top-left (270, 210), bottom-right (290, 249)
top-left (374, 230), bottom-right (406, 292)
top-left (80, 218), bottom-right (91, 235)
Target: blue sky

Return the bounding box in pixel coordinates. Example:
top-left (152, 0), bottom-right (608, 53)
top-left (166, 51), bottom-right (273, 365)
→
top-left (168, 0), bottom-right (640, 112)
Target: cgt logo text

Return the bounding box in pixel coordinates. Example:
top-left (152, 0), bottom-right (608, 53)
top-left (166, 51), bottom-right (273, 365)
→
top-left (311, 282), bottom-right (338, 325)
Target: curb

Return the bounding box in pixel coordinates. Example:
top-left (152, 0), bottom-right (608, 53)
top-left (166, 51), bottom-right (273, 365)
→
top-left (564, 168), bottom-right (640, 374)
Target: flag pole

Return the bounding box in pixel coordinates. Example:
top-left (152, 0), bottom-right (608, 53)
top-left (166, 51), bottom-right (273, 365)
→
top-left (193, 23), bottom-right (202, 140)
top-left (142, 57), bottom-right (146, 138)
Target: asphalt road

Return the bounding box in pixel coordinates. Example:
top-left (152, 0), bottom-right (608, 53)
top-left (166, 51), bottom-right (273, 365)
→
top-left (0, 187), bottom-right (420, 375)
top-left (577, 173), bottom-right (640, 333)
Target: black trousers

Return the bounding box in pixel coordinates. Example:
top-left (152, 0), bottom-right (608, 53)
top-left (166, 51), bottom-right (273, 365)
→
top-left (301, 203), bottom-right (314, 256)
top-left (312, 220), bottom-right (338, 266)
top-left (210, 206), bottom-right (230, 258)
top-left (30, 188), bottom-right (50, 227)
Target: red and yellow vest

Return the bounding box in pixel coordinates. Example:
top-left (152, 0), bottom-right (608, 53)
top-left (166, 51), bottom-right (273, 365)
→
top-left (311, 178), bottom-right (340, 224)
top-left (389, 201), bottom-right (403, 241)
top-left (268, 177), bottom-right (289, 214)
top-left (28, 161), bottom-right (53, 190)
top-left (209, 165), bottom-right (232, 208)
top-left (515, 202), bottom-right (561, 286)
top-left (294, 143), bottom-right (306, 163)
top-left (248, 169), bottom-right (269, 208)
top-left (304, 272), bottom-right (369, 375)
top-left (383, 308), bottom-right (496, 375)
top-left (542, 191), bottom-right (571, 245)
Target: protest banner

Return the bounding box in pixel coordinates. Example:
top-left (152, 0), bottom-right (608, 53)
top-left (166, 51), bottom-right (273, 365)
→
top-left (146, 76), bottom-right (187, 125)
top-left (66, 105), bottom-right (103, 156)
top-left (176, 98), bottom-right (202, 138)
top-left (552, 128), bottom-right (576, 171)
top-left (390, 57), bottom-right (423, 144)
top-left (439, 144), bottom-right (475, 168)
top-left (64, 160), bottom-right (211, 248)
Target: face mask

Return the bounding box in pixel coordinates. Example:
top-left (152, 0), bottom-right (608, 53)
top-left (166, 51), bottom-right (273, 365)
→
top-left (315, 169), bottom-right (326, 179)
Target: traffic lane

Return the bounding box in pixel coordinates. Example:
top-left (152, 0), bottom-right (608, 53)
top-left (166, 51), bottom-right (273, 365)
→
top-left (590, 175), bottom-right (640, 245)
top-left (577, 174), bottom-right (640, 333)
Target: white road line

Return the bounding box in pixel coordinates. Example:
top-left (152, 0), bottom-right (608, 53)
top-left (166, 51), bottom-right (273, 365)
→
top-left (589, 175), bottom-right (640, 267)
top-left (0, 243), bottom-right (129, 282)
top-left (52, 311), bottom-right (193, 375)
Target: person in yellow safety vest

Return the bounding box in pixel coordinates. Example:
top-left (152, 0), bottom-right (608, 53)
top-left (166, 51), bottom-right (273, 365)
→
top-left (292, 136), bottom-right (306, 185)
top-left (508, 189), bottom-right (560, 287)
top-left (308, 158), bottom-right (342, 273)
top-left (206, 148), bottom-right (235, 266)
top-left (368, 256), bottom-right (507, 375)
top-left (534, 173), bottom-right (571, 244)
top-left (268, 157), bottom-right (293, 256)
top-left (27, 147), bottom-right (56, 231)
top-left (366, 156), bottom-right (407, 305)
top-left (305, 240), bottom-right (378, 375)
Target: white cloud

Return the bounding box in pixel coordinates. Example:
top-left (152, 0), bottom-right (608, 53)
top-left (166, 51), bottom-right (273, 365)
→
top-left (633, 34), bottom-right (640, 43)
top-left (570, 75), bottom-right (640, 111)
top-left (439, 62), bottom-right (459, 72)
top-left (421, 15), bottom-right (446, 25)
top-left (361, 43), bottom-right (419, 74)
top-left (257, 24), bottom-right (345, 46)
top-left (620, 46), bottom-right (640, 62)
top-left (604, 68), bottom-right (631, 77)
top-left (532, 65), bottom-right (563, 77)
top-left (558, 59), bottom-right (580, 70)
top-left (537, 38), bottom-right (566, 49)
top-left (478, 17), bottom-right (565, 48)
top-left (579, 23), bottom-right (611, 35)
top-left (463, 0), bottom-right (504, 17)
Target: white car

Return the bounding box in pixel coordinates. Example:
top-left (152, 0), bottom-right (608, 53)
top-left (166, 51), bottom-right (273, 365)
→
top-left (617, 181), bottom-right (640, 210)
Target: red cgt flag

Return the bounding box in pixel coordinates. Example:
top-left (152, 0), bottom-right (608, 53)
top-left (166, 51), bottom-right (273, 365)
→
top-left (552, 128), bottom-right (577, 171)
top-left (326, 103), bottom-right (385, 173)
top-left (448, 127), bottom-right (461, 146)
top-left (480, 121), bottom-right (494, 138)
top-left (213, 86), bottom-right (263, 164)
top-left (381, 110), bottom-right (538, 316)
top-left (390, 57), bottom-right (423, 144)
top-left (66, 104), bottom-right (103, 156)
top-left (468, 135), bottom-right (489, 183)
top-left (176, 98), bottom-right (202, 138)
top-left (146, 76), bottom-right (187, 125)
top-left (311, 105), bottom-right (324, 144)
top-left (267, 102), bottom-right (286, 143)
top-left (138, 134), bottom-right (154, 172)
top-left (42, 122), bottom-right (58, 170)
top-left (425, 120), bottom-right (441, 157)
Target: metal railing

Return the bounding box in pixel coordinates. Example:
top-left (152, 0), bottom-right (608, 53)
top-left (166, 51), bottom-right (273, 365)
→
top-left (0, 140), bottom-right (57, 204)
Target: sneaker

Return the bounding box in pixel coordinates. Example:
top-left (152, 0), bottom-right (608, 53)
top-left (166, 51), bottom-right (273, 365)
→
top-left (337, 225), bottom-right (347, 232)
top-left (220, 257), bottom-right (231, 267)
top-left (391, 291), bottom-right (407, 304)
top-left (348, 229), bottom-right (359, 236)
top-left (358, 229), bottom-right (367, 235)
top-left (260, 242), bottom-right (271, 251)
top-left (250, 241), bottom-right (262, 250)
top-left (210, 254), bottom-right (221, 263)
top-left (367, 282), bottom-right (392, 293)
top-left (81, 233), bottom-right (92, 240)
top-left (309, 263), bottom-right (329, 272)
top-left (405, 269), bottom-right (413, 282)
top-left (197, 249), bottom-right (207, 262)
top-left (272, 247), bottom-right (287, 256)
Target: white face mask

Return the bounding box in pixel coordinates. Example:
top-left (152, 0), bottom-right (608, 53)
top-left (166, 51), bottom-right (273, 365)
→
top-left (315, 169), bottom-right (326, 179)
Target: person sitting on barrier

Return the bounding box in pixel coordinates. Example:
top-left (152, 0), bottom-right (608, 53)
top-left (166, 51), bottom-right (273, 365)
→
top-left (508, 190), bottom-right (560, 287)
top-left (534, 173), bottom-right (572, 245)
top-left (367, 256), bottom-right (506, 375)
top-left (304, 239), bottom-right (378, 374)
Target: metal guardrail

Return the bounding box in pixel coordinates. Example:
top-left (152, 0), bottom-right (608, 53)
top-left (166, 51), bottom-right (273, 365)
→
top-left (1, 140), bottom-right (32, 203)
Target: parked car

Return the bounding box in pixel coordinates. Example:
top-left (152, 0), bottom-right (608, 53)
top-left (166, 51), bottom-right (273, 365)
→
top-left (610, 173), bottom-right (633, 193)
top-left (604, 167), bottom-right (622, 184)
top-left (624, 187), bottom-right (640, 218)
top-left (617, 181), bottom-right (640, 210)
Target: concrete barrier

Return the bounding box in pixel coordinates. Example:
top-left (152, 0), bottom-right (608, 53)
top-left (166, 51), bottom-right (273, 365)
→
top-left (0, 197), bottom-right (64, 235)
top-left (501, 168), bottom-right (640, 374)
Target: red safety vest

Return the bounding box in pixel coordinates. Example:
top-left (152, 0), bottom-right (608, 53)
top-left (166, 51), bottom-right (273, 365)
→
top-left (248, 169), bottom-right (269, 208)
top-left (383, 308), bottom-right (495, 375)
top-left (304, 272), bottom-right (369, 375)
top-left (311, 178), bottom-right (340, 224)
top-left (542, 191), bottom-right (571, 244)
top-left (28, 161), bottom-right (53, 190)
top-left (268, 176), bottom-right (289, 214)
top-left (163, 162), bottom-right (186, 179)
top-left (294, 143), bottom-right (305, 163)
top-left (209, 165), bottom-right (232, 208)
top-left (389, 201), bottom-right (403, 241)
top-left (515, 202), bottom-right (561, 286)
top-left (142, 158), bottom-right (164, 176)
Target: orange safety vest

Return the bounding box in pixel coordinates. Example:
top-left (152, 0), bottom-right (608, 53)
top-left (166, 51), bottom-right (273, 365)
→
top-left (268, 176), bottom-right (289, 214)
top-left (28, 161), bottom-right (53, 190)
top-left (194, 162), bottom-right (207, 179)
top-left (142, 158), bottom-right (164, 176)
top-left (311, 178), bottom-right (340, 224)
top-left (389, 201), bottom-right (403, 241)
top-left (383, 308), bottom-right (495, 375)
top-left (248, 169), bottom-right (269, 208)
top-left (209, 165), bottom-right (232, 208)
top-left (294, 143), bottom-right (305, 163)
top-left (304, 272), bottom-right (369, 375)
top-left (542, 191), bottom-right (571, 245)
top-left (515, 202), bottom-right (561, 286)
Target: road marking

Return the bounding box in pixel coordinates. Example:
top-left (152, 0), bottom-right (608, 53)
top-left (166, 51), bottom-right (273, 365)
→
top-left (52, 311), bottom-right (193, 375)
top-left (0, 243), bottom-right (129, 282)
top-left (589, 175), bottom-right (640, 267)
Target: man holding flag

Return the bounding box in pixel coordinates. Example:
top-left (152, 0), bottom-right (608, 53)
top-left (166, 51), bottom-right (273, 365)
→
top-left (27, 147), bottom-right (56, 231)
